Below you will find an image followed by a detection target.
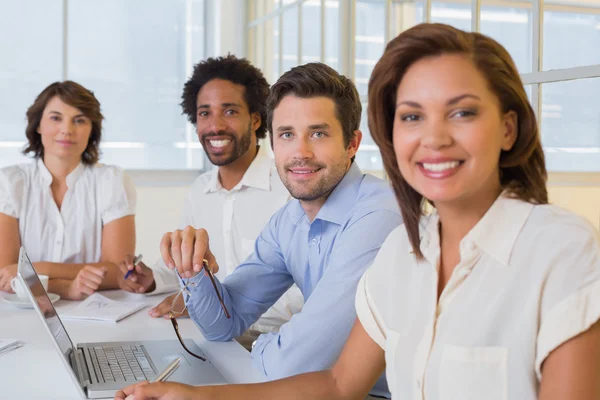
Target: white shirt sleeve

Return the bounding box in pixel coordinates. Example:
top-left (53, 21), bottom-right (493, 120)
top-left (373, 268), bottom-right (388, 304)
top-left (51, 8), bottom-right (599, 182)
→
top-left (145, 259), bottom-right (180, 295)
top-left (0, 166), bottom-right (24, 219)
top-left (98, 166), bottom-right (137, 224)
top-left (535, 217), bottom-right (600, 379)
top-left (355, 227), bottom-right (406, 350)
top-left (250, 285), bottom-right (304, 333)
top-left (355, 272), bottom-right (386, 349)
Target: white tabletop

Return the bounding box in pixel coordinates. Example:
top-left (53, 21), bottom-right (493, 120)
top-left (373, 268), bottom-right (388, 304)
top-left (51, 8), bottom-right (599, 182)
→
top-left (0, 290), bottom-right (263, 400)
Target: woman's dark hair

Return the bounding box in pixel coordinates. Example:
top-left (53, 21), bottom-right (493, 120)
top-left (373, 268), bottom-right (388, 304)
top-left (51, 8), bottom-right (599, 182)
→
top-left (24, 80), bottom-right (103, 165)
top-left (266, 62), bottom-right (361, 150)
top-left (368, 23), bottom-right (548, 259)
top-left (181, 54), bottom-right (270, 139)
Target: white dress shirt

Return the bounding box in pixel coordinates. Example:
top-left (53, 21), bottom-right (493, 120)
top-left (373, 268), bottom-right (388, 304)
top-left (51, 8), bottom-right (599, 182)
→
top-left (356, 193), bottom-right (600, 400)
top-left (0, 159), bottom-right (136, 264)
top-left (152, 145), bottom-right (304, 333)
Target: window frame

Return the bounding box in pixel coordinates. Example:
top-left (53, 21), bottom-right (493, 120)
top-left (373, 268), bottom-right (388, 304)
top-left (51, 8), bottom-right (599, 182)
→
top-left (0, 0), bottom-right (212, 186)
top-left (247, 0), bottom-right (600, 186)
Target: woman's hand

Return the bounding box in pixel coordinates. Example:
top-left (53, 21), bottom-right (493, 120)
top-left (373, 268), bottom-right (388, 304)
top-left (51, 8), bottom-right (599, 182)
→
top-left (0, 263), bottom-right (18, 292)
top-left (117, 255), bottom-right (156, 294)
top-left (65, 265), bottom-right (107, 300)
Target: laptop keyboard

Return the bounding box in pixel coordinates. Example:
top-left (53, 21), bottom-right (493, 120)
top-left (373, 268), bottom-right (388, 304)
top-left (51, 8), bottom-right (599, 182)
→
top-left (90, 345), bottom-right (156, 383)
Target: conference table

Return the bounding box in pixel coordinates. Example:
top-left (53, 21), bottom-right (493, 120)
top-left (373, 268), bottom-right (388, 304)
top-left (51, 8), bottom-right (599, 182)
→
top-left (0, 290), bottom-right (263, 399)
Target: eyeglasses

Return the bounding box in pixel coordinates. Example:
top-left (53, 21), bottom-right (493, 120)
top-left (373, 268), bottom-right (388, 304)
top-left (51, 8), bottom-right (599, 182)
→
top-left (169, 259), bottom-right (230, 361)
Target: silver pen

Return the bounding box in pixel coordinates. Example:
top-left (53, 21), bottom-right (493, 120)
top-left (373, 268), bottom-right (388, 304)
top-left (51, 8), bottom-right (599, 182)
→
top-left (152, 357), bottom-right (181, 383)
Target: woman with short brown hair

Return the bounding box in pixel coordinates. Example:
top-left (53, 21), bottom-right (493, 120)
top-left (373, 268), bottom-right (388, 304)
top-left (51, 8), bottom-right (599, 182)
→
top-left (0, 81), bottom-right (138, 301)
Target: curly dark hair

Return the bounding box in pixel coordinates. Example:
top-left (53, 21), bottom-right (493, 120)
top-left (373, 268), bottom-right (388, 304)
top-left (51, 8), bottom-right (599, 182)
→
top-left (24, 81), bottom-right (103, 165)
top-left (181, 54), bottom-right (270, 139)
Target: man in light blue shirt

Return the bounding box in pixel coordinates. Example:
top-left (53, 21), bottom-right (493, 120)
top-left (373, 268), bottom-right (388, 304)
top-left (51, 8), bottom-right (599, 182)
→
top-left (156, 63), bottom-right (401, 397)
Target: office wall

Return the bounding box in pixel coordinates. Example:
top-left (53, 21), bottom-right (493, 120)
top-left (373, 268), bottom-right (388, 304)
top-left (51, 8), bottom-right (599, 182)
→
top-left (135, 186), bottom-right (189, 265)
top-left (134, 183), bottom-right (600, 264)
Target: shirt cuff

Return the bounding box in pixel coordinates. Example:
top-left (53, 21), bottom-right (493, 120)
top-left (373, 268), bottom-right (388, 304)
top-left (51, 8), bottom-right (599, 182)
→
top-left (535, 279), bottom-right (600, 380)
top-left (0, 205), bottom-right (17, 218)
top-left (144, 261), bottom-right (180, 296)
top-left (355, 273), bottom-right (386, 350)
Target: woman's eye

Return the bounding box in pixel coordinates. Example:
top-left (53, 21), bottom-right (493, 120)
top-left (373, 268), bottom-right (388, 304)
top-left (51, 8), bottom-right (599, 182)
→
top-left (452, 109), bottom-right (477, 118)
top-left (401, 114), bottom-right (421, 122)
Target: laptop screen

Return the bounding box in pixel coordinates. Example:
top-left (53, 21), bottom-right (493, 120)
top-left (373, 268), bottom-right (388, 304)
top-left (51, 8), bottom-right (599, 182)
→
top-left (18, 249), bottom-right (75, 363)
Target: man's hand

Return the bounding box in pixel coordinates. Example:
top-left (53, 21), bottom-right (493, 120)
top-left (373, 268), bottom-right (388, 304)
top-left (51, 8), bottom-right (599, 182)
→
top-left (160, 226), bottom-right (219, 279)
top-left (0, 263), bottom-right (18, 292)
top-left (114, 381), bottom-right (204, 400)
top-left (148, 293), bottom-right (188, 319)
top-left (66, 266), bottom-right (107, 300)
top-left (117, 255), bottom-right (156, 293)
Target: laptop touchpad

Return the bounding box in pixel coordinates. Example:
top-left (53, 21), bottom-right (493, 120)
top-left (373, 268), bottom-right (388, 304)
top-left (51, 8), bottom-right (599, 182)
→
top-left (162, 353), bottom-right (191, 366)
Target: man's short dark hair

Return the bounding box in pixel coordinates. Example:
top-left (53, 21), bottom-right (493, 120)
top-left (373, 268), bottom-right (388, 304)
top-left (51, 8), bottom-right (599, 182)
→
top-left (266, 62), bottom-right (362, 147)
top-left (181, 54), bottom-right (270, 139)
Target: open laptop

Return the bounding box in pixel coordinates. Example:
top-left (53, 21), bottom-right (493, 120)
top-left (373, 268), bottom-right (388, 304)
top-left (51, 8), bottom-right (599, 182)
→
top-left (17, 247), bottom-right (228, 399)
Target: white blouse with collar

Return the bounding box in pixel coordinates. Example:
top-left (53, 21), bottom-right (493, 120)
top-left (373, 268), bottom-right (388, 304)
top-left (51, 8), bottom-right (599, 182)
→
top-left (0, 159), bottom-right (136, 264)
top-left (356, 194), bottom-right (600, 400)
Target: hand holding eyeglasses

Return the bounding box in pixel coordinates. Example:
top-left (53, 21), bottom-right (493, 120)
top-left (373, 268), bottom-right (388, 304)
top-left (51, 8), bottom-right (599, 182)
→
top-left (159, 226), bottom-right (231, 363)
top-left (160, 226), bottom-right (219, 279)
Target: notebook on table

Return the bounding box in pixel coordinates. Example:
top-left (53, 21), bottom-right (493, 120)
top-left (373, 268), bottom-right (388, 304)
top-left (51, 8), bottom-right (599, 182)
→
top-left (60, 293), bottom-right (146, 323)
top-left (16, 247), bottom-right (227, 399)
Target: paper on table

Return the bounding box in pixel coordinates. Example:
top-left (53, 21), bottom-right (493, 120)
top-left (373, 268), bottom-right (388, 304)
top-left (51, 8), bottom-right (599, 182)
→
top-left (0, 339), bottom-right (23, 356)
top-left (60, 293), bottom-right (146, 323)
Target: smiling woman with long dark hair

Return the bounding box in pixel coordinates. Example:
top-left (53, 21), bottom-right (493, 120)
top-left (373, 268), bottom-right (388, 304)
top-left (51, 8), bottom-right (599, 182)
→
top-left (0, 81), bottom-right (138, 301)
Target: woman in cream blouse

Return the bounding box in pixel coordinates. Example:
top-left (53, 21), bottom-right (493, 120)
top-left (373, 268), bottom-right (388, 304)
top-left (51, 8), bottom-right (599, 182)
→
top-left (0, 81), bottom-right (137, 301)
top-left (114, 24), bottom-right (600, 400)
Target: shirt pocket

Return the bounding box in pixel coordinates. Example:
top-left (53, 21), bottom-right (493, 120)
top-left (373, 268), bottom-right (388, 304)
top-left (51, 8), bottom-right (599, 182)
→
top-left (240, 238), bottom-right (256, 262)
top-left (439, 345), bottom-right (508, 400)
top-left (384, 330), bottom-right (402, 397)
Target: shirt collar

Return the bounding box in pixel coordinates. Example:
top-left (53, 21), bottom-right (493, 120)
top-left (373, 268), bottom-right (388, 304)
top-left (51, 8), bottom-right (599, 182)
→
top-left (37, 158), bottom-right (52, 186)
top-left (313, 162), bottom-right (363, 225)
top-left (204, 167), bottom-right (221, 193)
top-left (465, 192), bottom-right (534, 266)
top-left (204, 145), bottom-right (272, 194)
top-left (237, 145), bottom-right (272, 191)
top-left (414, 192), bottom-right (534, 267)
top-left (37, 158), bottom-right (85, 188)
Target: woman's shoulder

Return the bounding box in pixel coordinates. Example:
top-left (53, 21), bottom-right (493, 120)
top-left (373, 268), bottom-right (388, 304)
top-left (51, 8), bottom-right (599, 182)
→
top-left (527, 203), bottom-right (598, 242)
top-left (368, 224), bottom-right (412, 275)
top-left (82, 163), bottom-right (135, 194)
top-left (518, 203), bottom-right (600, 271)
top-left (0, 162), bottom-right (35, 185)
top-left (84, 163), bottom-right (132, 183)
top-left (86, 162), bottom-right (126, 176)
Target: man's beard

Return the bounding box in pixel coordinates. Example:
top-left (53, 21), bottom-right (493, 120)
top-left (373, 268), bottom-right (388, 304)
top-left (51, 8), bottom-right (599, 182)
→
top-left (201, 122), bottom-right (252, 166)
top-left (277, 157), bottom-right (348, 202)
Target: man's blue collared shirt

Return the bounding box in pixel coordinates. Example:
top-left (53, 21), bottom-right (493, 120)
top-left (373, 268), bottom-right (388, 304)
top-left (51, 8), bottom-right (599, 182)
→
top-left (185, 162), bottom-right (402, 387)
